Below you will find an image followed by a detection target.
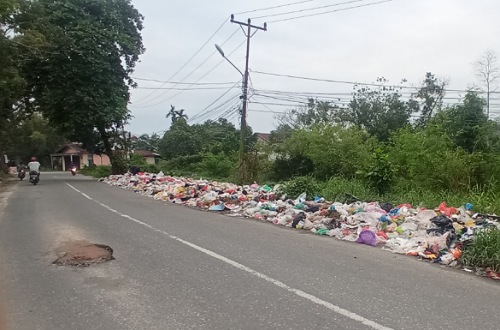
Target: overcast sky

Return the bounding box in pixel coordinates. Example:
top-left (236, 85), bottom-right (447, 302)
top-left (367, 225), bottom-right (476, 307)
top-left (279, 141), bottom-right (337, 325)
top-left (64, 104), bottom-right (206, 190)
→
top-left (126, 0), bottom-right (500, 136)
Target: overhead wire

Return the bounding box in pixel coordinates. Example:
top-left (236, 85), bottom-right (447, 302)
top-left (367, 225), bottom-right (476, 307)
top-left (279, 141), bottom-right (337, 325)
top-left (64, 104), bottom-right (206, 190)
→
top-left (132, 17), bottom-right (230, 105)
top-left (133, 36), bottom-right (247, 109)
top-left (251, 0), bottom-right (366, 19)
top-left (251, 70), bottom-right (499, 94)
top-left (234, 0), bottom-right (317, 15)
top-left (132, 77), bottom-right (238, 86)
top-left (267, 0), bottom-right (393, 23)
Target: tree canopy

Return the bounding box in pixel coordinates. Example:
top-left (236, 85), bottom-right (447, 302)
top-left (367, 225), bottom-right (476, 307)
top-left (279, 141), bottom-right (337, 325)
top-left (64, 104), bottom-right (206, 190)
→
top-left (16, 0), bottom-right (145, 173)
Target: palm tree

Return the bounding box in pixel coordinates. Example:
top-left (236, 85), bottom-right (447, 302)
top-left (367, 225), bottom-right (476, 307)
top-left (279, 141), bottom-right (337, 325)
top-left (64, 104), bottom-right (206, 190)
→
top-left (166, 105), bottom-right (177, 123)
top-left (175, 108), bottom-right (188, 121)
top-left (166, 105), bottom-right (188, 123)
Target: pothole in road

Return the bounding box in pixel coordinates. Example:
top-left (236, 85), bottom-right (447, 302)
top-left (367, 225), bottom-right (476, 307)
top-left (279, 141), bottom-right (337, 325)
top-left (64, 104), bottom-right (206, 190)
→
top-left (53, 240), bottom-right (115, 267)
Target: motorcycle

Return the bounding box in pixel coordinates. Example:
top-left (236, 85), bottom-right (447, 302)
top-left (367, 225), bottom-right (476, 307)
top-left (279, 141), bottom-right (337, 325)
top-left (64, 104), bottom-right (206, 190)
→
top-left (29, 171), bottom-right (39, 185)
top-left (70, 166), bottom-right (77, 176)
top-left (17, 168), bottom-right (26, 181)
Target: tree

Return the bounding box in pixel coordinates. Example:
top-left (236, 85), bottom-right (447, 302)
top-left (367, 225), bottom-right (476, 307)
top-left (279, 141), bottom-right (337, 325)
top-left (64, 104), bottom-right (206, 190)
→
top-left (134, 133), bottom-right (160, 152)
top-left (166, 105), bottom-right (188, 124)
top-left (335, 78), bottom-right (418, 141)
top-left (17, 0), bottom-right (145, 174)
top-left (5, 112), bottom-right (66, 164)
top-left (277, 98), bottom-right (339, 129)
top-left (434, 91), bottom-right (487, 153)
top-left (0, 0), bottom-right (25, 171)
top-left (414, 72), bottom-right (447, 127)
top-left (159, 119), bottom-right (202, 159)
top-left (474, 49), bottom-right (499, 119)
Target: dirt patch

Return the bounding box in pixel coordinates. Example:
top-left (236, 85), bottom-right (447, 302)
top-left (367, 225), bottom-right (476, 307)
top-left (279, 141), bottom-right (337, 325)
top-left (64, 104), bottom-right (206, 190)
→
top-left (53, 240), bottom-right (114, 267)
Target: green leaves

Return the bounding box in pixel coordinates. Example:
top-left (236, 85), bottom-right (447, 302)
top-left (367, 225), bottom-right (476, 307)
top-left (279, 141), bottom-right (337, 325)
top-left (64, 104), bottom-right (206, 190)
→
top-left (15, 0), bottom-right (145, 173)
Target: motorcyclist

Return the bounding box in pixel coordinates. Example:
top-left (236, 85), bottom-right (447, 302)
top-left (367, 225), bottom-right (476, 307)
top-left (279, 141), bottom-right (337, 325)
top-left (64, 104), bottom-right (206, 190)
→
top-left (17, 162), bottom-right (25, 172)
top-left (27, 156), bottom-right (41, 179)
top-left (17, 162), bottom-right (26, 179)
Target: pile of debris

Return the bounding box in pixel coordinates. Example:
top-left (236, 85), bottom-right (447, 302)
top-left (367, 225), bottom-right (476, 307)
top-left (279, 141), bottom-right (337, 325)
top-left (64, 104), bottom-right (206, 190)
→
top-left (101, 172), bottom-right (500, 279)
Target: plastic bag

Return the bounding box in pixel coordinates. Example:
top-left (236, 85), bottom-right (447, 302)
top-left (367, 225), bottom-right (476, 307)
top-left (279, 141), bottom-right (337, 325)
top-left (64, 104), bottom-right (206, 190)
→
top-left (291, 212), bottom-right (306, 228)
top-left (356, 229), bottom-right (378, 246)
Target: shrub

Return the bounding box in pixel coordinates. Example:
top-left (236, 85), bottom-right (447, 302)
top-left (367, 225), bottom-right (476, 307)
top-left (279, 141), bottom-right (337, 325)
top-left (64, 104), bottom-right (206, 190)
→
top-left (280, 176), bottom-right (320, 200)
top-left (460, 227), bottom-right (500, 272)
top-left (80, 165), bottom-right (112, 178)
top-left (321, 176), bottom-right (378, 202)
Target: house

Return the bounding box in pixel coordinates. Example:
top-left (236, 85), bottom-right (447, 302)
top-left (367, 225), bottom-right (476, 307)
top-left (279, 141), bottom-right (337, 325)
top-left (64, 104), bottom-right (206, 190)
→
top-left (134, 149), bottom-right (161, 164)
top-left (254, 133), bottom-right (272, 143)
top-left (50, 143), bottom-right (111, 170)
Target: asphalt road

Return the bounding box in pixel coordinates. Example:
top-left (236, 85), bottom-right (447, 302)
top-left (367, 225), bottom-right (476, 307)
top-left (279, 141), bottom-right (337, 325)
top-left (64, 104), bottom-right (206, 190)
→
top-left (0, 173), bottom-right (499, 330)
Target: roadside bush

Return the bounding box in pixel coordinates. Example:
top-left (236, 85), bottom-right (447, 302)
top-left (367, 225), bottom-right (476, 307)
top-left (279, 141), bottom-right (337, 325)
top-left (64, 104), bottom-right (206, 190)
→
top-left (460, 227), bottom-right (500, 272)
top-left (196, 152), bottom-right (236, 181)
top-left (282, 124), bottom-right (378, 180)
top-left (80, 165), bottom-right (111, 178)
top-left (321, 176), bottom-right (378, 203)
top-left (280, 176), bottom-right (320, 200)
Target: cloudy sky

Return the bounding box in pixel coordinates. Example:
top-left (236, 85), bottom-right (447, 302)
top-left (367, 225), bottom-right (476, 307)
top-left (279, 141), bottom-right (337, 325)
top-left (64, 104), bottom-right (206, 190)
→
top-left (126, 0), bottom-right (500, 136)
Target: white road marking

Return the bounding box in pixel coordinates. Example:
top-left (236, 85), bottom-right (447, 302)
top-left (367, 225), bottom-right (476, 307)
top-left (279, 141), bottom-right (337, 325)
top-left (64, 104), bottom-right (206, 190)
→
top-left (66, 183), bottom-right (392, 330)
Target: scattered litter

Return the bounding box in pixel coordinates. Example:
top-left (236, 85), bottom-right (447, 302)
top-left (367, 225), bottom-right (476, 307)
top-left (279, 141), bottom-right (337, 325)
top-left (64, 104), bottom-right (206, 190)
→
top-left (101, 173), bottom-right (500, 277)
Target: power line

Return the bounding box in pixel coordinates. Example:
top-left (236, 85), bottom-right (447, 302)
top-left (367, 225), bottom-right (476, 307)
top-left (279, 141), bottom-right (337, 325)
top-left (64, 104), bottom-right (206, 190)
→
top-left (268, 0), bottom-right (393, 23)
top-left (252, 0), bottom-right (366, 19)
top-left (133, 37), bottom-right (246, 109)
top-left (132, 77), bottom-right (238, 86)
top-left (136, 86), bottom-right (240, 91)
top-left (132, 17), bottom-right (230, 105)
top-left (234, 0), bottom-right (317, 15)
top-left (251, 70), bottom-right (499, 94)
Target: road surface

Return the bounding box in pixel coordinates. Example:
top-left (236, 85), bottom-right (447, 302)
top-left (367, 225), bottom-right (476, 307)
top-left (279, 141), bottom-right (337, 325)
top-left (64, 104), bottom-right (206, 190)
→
top-left (0, 173), bottom-right (499, 330)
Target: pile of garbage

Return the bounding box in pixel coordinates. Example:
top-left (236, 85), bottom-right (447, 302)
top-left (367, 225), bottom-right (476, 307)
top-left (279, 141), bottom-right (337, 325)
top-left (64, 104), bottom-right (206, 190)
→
top-left (101, 172), bottom-right (500, 279)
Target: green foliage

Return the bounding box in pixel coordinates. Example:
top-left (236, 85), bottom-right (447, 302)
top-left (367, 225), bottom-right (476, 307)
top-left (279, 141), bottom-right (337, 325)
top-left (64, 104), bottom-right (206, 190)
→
top-left (461, 227), bottom-right (500, 272)
top-left (434, 91), bottom-right (488, 153)
top-left (133, 133), bottom-right (160, 152)
top-left (270, 154), bottom-right (314, 181)
top-left (17, 0), bottom-right (145, 174)
top-left (282, 124), bottom-right (378, 180)
top-left (414, 72), bottom-right (446, 127)
top-left (196, 152), bottom-right (236, 180)
top-left (5, 113), bottom-right (66, 164)
top-left (277, 98), bottom-right (338, 129)
top-left (335, 78), bottom-right (418, 141)
top-left (128, 153), bottom-right (147, 167)
top-left (280, 176), bottom-right (320, 200)
top-left (320, 176), bottom-right (378, 203)
top-left (80, 165), bottom-right (111, 178)
top-left (358, 148), bottom-right (394, 195)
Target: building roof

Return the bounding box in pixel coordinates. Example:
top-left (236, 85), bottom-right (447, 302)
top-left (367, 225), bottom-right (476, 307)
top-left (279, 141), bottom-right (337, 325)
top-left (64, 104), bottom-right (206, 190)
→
top-left (134, 149), bottom-right (161, 157)
top-left (254, 133), bottom-right (272, 142)
top-left (53, 143), bottom-right (88, 155)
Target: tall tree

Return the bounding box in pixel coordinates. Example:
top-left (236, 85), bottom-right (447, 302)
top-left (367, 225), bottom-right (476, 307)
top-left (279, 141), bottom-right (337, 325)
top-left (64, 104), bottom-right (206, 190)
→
top-left (0, 0), bottom-right (25, 171)
top-left (134, 133), bottom-right (160, 152)
top-left (277, 98), bottom-right (339, 129)
top-left (474, 49), bottom-right (499, 119)
top-left (335, 78), bottom-right (418, 141)
top-left (414, 72), bottom-right (447, 127)
top-left (166, 105), bottom-right (188, 124)
top-left (434, 91), bottom-right (487, 153)
top-left (17, 0), bottom-right (145, 174)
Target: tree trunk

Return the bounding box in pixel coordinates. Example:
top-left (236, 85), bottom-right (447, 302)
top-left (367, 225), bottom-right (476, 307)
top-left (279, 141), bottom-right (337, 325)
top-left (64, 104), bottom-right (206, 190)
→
top-left (98, 126), bottom-right (126, 175)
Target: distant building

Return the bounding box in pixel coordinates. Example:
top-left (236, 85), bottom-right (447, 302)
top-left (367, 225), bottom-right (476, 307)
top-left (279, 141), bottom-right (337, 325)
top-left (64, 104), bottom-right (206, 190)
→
top-left (50, 143), bottom-right (111, 170)
top-left (134, 149), bottom-right (161, 164)
top-left (254, 133), bottom-right (272, 144)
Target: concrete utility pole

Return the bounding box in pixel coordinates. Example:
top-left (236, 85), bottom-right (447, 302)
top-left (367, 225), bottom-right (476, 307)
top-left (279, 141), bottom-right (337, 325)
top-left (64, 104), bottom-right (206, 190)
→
top-left (230, 14), bottom-right (267, 185)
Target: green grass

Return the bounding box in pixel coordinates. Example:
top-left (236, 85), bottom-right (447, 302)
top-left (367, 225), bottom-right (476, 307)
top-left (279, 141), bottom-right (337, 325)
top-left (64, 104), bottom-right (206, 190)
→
top-left (460, 228), bottom-right (500, 272)
top-left (79, 166), bottom-right (112, 178)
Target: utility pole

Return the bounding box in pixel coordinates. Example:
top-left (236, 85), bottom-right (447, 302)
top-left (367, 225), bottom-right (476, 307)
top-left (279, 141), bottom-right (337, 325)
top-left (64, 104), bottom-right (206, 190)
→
top-left (230, 14), bottom-right (267, 185)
